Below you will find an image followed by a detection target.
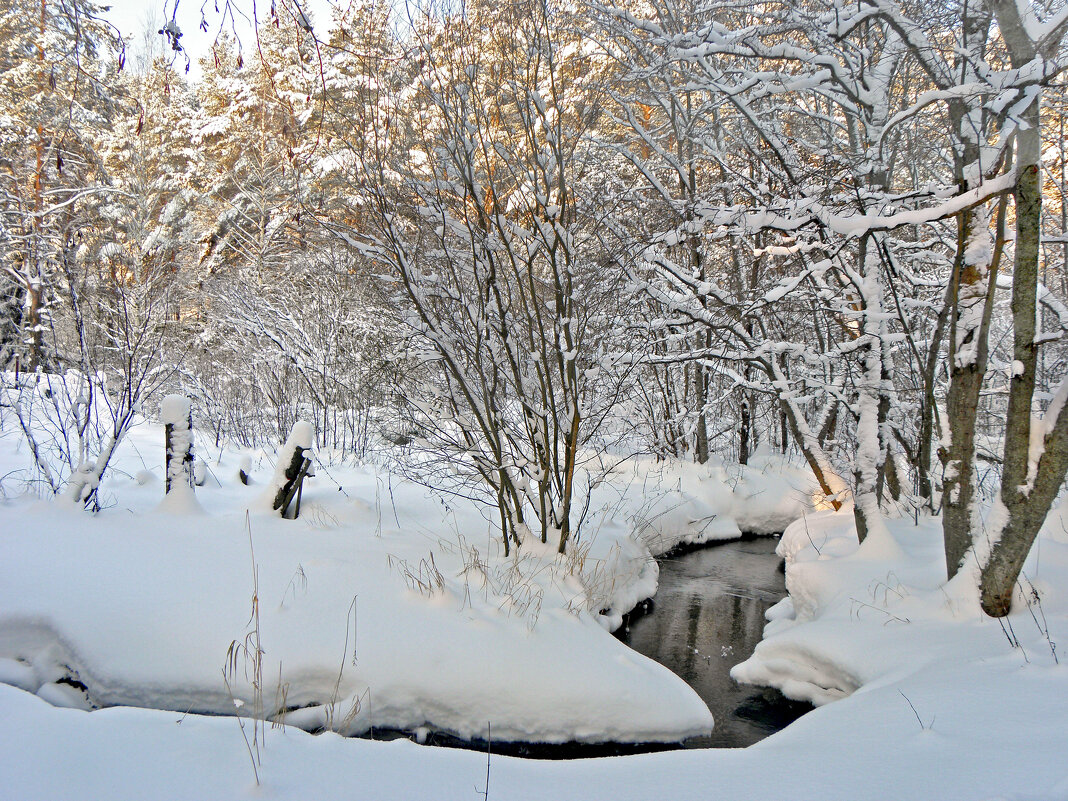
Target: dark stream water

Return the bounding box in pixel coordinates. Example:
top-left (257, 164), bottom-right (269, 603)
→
top-left (397, 534), bottom-right (811, 757)
top-left (615, 535), bottom-right (812, 748)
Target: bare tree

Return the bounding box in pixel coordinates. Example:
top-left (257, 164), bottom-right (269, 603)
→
top-left (349, 0), bottom-right (620, 554)
top-left (977, 0), bottom-right (1068, 616)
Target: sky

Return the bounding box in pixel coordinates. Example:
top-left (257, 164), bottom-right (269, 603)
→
top-left (102, 0), bottom-right (337, 80)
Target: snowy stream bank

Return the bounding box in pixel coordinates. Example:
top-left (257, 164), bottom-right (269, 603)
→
top-left (0, 420), bottom-right (818, 748)
top-left (3, 421), bottom-right (1068, 799)
top-left (617, 536), bottom-right (813, 749)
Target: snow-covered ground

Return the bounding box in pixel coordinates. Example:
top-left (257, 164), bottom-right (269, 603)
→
top-left (1, 413), bottom-right (1067, 800)
top-left (0, 414), bottom-right (811, 743)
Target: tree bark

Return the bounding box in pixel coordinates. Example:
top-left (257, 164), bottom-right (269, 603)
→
top-left (942, 203), bottom-right (1001, 578)
top-left (739, 393), bottom-right (751, 465)
top-left (978, 0), bottom-right (1068, 615)
top-left (980, 99), bottom-right (1056, 614)
top-left (853, 235), bottom-right (891, 544)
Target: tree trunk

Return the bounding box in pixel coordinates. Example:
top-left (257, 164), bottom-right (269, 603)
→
top-left (739, 394), bottom-right (751, 465)
top-left (979, 95), bottom-right (1061, 614)
top-left (981, 424), bottom-right (1068, 616)
top-left (771, 356), bottom-right (847, 511)
top-left (942, 203), bottom-right (1001, 578)
top-left (979, 1), bottom-right (1068, 615)
top-left (917, 294), bottom-right (951, 507)
top-left (694, 363), bottom-right (709, 464)
top-left (853, 236), bottom-right (890, 544)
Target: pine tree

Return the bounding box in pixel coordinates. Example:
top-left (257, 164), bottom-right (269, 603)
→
top-left (0, 0), bottom-right (122, 371)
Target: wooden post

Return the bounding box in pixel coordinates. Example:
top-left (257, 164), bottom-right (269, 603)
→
top-left (271, 422), bottom-right (314, 519)
top-left (272, 448), bottom-right (312, 519)
top-left (162, 395), bottom-right (195, 495)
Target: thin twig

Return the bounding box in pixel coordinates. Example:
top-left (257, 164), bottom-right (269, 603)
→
top-left (898, 690), bottom-right (933, 731)
top-left (476, 721), bottom-right (492, 801)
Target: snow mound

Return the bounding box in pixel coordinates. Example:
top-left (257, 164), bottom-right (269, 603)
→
top-left (621, 452), bottom-right (818, 556)
top-left (0, 423), bottom-right (713, 745)
top-left (733, 503), bottom-right (1068, 708)
top-left (632, 488), bottom-right (741, 552)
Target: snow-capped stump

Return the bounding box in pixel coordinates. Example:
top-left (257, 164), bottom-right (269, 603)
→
top-left (161, 394), bottom-right (195, 496)
top-left (268, 422), bottom-right (315, 519)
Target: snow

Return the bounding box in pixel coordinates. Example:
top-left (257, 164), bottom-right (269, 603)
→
top-left (0, 494), bottom-right (715, 742)
top-left (734, 504), bottom-right (1068, 718)
top-left (3, 581), bottom-right (1068, 801)
top-left (159, 394), bottom-right (192, 426)
top-left (155, 481), bottom-right (204, 514)
top-left (623, 448), bottom-right (816, 557)
top-left (2, 417), bottom-right (1068, 799)
top-left (696, 170), bottom-right (1017, 239)
top-left (0, 417), bottom-right (740, 746)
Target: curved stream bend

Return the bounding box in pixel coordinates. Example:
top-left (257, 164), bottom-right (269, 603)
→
top-left (615, 535), bottom-right (812, 748)
top-left (364, 535), bottom-right (813, 757)
top-left (0, 536), bottom-right (810, 757)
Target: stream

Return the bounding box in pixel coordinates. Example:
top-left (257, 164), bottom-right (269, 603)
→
top-left (403, 534), bottom-right (812, 757)
top-left (15, 531), bottom-right (813, 760)
top-left (615, 535), bottom-right (812, 748)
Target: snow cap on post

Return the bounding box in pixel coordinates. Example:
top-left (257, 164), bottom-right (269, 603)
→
top-left (160, 394), bottom-right (192, 427)
top-left (283, 421), bottom-right (314, 454)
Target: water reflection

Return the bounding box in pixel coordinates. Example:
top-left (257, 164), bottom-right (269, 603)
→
top-left (615, 536), bottom-right (812, 748)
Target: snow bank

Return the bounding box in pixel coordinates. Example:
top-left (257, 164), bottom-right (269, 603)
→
top-left (0, 420), bottom-right (713, 746)
top-left (732, 450), bottom-right (818, 533)
top-left (0, 407), bottom-right (822, 748)
top-left (0, 501), bottom-right (713, 743)
top-left (733, 503), bottom-right (1068, 709)
top-left (3, 591), bottom-right (1068, 801)
top-left (620, 451), bottom-right (818, 556)
top-left (2, 423), bottom-right (1068, 799)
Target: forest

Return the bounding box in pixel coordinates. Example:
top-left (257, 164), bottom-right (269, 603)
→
top-left (1, 0), bottom-right (1068, 798)
top-left (5, 0), bottom-right (1066, 611)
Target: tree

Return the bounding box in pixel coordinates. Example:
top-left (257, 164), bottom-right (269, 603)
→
top-left (56, 57), bottom-right (197, 508)
top-left (594, 0), bottom-right (1068, 617)
top-left (0, 0), bottom-right (171, 502)
top-left (977, 0), bottom-right (1068, 616)
top-left (0, 0), bottom-right (122, 371)
top-left (348, 0), bottom-right (621, 554)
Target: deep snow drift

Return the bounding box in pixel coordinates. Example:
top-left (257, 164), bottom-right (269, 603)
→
top-left (0, 414), bottom-right (813, 746)
top-left (1, 412), bottom-right (1067, 800)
